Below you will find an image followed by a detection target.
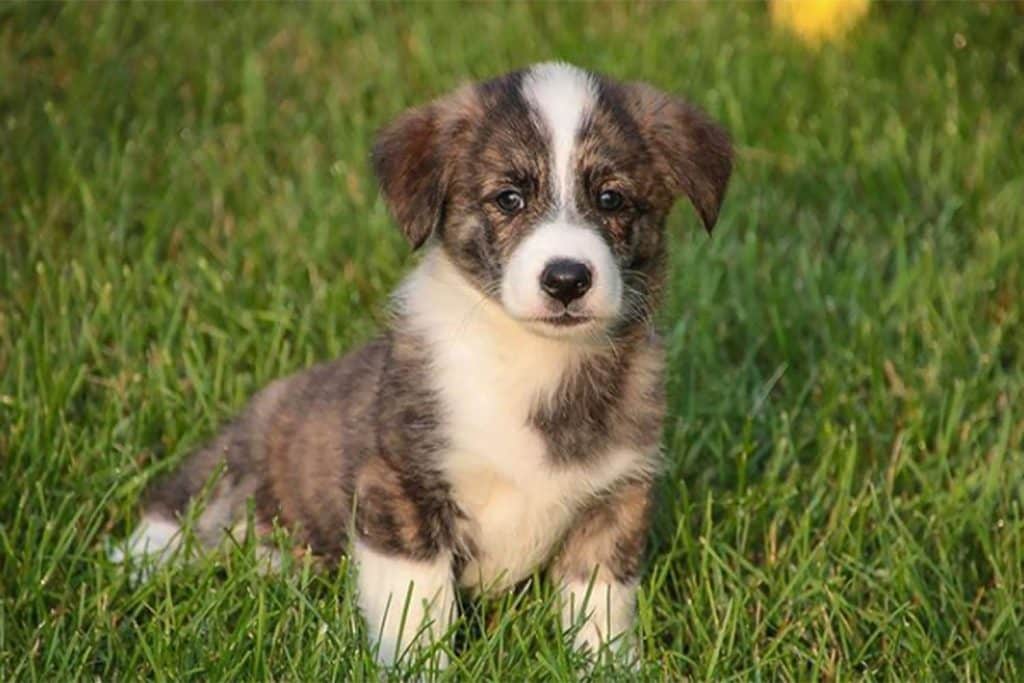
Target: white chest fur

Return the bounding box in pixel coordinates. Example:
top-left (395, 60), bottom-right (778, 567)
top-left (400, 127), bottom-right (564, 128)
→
top-left (400, 252), bottom-right (646, 592)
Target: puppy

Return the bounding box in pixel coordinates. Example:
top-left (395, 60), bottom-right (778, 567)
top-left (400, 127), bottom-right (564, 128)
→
top-left (114, 62), bottom-right (732, 667)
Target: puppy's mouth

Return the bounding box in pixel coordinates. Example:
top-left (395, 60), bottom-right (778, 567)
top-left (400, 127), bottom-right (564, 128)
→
top-left (528, 313), bottom-right (594, 328)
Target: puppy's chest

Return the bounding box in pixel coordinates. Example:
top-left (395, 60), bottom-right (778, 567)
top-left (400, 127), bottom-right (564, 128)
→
top-left (431, 337), bottom-right (638, 592)
top-left (446, 422), bottom-right (638, 592)
top-left (445, 419), bottom-right (568, 591)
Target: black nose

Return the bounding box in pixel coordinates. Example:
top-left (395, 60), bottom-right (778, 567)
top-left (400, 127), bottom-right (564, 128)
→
top-left (540, 259), bottom-right (592, 306)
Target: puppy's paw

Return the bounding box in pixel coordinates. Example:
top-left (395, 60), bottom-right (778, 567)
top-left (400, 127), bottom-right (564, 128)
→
top-left (107, 514), bottom-right (182, 582)
top-left (561, 578), bottom-right (641, 670)
top-left (355, 541), bottom-right (457, 674)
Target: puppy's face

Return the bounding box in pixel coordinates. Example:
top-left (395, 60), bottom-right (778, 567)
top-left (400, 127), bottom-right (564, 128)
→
top-left (374, 63), bottom-right (732, 340)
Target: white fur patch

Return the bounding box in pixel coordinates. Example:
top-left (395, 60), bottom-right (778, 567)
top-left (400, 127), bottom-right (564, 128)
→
top-left (354, 540), bottom-right (456, 668)
top-left (523, 62), bottom-right (597, 208)
top-left (562, 578), bottom-right (638, 659)
top-left (108, 515), bottom-right (181, 578)
top-left (399, 251), bottom-right (648, 593)
top-left (501, 222), bottom-right (623, 330)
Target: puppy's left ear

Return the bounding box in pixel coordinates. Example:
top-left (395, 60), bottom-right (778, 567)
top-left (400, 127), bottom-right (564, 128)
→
top-left (372, 87), bottom-right (477, 250)
top-left (626, 83), bottom-right (733, 233)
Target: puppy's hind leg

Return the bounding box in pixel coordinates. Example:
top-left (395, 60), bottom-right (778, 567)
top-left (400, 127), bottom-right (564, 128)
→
top-left (110, 432), bottom-right (253, 576)
top-left (111, 380), bottom-right (287, 575)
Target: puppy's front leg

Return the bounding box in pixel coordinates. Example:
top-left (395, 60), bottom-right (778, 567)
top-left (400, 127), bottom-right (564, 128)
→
top-left (551, 476), bottom-right (653, 662)
top-left (354, 541), bottom-right (455, 667)
top-left (353, 458), bottom-right (457, 668)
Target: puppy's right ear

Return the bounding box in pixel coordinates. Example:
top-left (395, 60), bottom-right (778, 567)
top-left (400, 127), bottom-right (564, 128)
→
top-left (372, 88), bottom-right (476, 250)
top-left (372, 105), bottom-right (443, 249)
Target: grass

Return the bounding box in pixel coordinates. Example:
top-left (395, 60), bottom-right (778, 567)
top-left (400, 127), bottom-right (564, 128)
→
top-left (2, 2), bottom-right (1023, 680)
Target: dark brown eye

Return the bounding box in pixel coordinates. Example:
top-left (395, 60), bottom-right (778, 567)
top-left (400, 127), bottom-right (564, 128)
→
top-left (597, 189), bottom-right (625, 212)
top-left (495, 190), bottom-right (525, 214)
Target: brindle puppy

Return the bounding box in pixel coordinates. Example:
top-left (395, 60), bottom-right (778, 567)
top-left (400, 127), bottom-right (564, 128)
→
top-left (113, 62), bottom-right (732, 668)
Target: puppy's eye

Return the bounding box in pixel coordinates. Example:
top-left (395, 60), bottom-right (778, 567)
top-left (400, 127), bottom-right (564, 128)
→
top-left (597, 189), bottom-right (625, 212)
top-left (495, 190), bottom-right (526, 215)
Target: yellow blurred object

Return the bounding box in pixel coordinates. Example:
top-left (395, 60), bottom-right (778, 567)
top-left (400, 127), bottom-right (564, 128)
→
top-left (770, 0), bottom-right (870, 46)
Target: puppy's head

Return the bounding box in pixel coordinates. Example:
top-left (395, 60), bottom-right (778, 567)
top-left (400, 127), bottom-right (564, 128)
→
top-left (373, 63), bottom-right (732, 340)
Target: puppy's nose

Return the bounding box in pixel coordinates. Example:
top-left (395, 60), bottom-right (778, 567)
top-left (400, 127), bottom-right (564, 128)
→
top-left (540, 259), bottom-right (592, 306)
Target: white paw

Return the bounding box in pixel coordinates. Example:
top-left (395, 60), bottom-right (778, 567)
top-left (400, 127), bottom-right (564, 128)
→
top-left (561, 578), bottom-right (639, 666)
top-left (108, 515), bottom-right (182, 581)
top-left (354, 540), bottom-right (456, 670)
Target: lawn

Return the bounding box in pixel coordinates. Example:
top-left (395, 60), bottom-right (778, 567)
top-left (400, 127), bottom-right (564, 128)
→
top-left (2, 2), bottom-right (1023, 680)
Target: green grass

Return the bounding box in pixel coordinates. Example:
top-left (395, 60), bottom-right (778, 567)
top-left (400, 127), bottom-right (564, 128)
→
top-left (2, 2), bottom-right (1023, 680)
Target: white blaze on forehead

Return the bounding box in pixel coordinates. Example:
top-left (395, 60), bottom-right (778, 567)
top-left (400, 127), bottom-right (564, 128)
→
top-left (522, 63), bottom-right (597, 208)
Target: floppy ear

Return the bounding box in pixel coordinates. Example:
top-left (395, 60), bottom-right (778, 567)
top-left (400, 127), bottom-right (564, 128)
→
top-left (372, 103), bottom-right (447, 249)
top-left (626, 83), bottom-right (733, 233)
